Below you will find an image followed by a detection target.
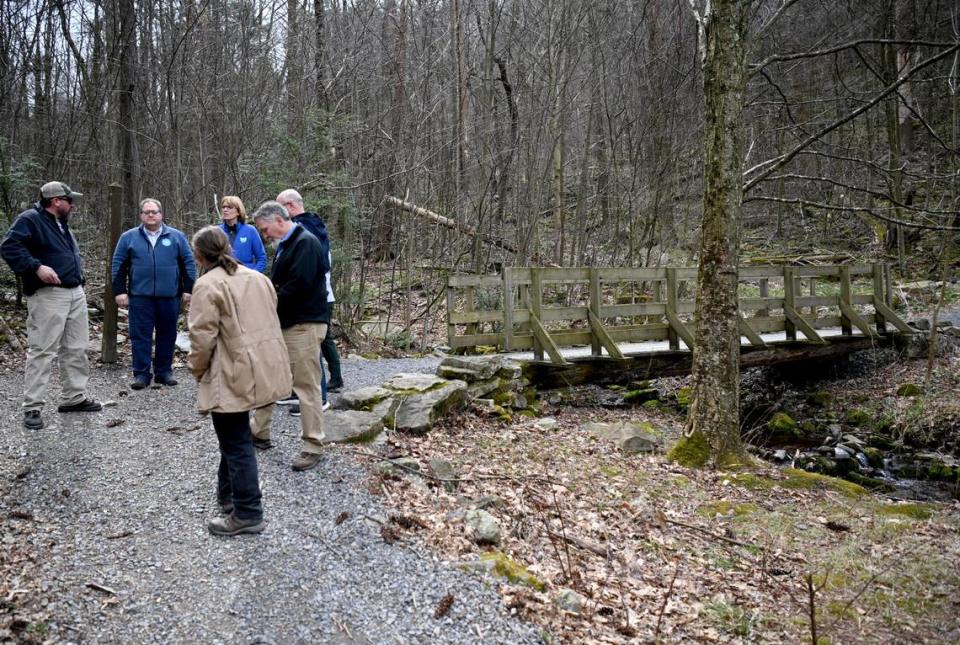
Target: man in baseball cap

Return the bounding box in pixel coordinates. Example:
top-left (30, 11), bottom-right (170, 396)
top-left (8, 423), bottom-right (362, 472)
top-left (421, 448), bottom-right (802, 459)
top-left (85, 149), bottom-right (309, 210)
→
top-left (39, 181), bottom-right (83, 201)
top-left (0, 181), bottom-right (101, 429)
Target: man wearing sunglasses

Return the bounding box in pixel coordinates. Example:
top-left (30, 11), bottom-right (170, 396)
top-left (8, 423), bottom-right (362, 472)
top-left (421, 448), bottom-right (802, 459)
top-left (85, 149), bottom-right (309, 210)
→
top-left (1, 182), bottom-right (102, 429)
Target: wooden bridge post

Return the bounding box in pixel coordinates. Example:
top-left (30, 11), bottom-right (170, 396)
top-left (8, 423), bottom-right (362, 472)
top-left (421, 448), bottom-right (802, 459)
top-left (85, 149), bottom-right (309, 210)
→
top-left (872, 264), bottom-right (887, 334)
top-left (589, 268), bottom-right (602, 356)
top-left (783, 266), bottom-right (797, 341)
top-left (757, 278), bottom-right (769, 317)
top-left (839, 265), bottom-right (853, 336)
top-left (531, 268), bottom-right (544, 361)
top-left (503, 268), bottom-right (515, 351)
top-left (445, 283), bottom-right (456, 349)
top-left (666, 268), bottom-right (679, 350)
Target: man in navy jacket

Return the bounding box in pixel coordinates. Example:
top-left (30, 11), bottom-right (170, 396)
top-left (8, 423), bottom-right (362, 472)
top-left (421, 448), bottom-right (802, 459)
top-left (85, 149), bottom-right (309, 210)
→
top-left (111, 198), bottom-right (195, 389)
top-left (250, 200), bottom-right (329, 472)
top-left (0, 181), bottom-right (103, 429)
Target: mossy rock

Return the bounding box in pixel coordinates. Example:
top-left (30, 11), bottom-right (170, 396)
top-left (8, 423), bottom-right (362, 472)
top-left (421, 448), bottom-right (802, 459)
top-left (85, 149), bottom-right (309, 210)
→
top-left (475, 345), bottom-right (498, 355)
top-left (866, 434), bottom-right (897, 450)
top-left (729, 469), bottom-right (867, 498)
top-left (843, 408), bottom-right (872, 427)
top-left (642, 400), bottom-right (664, 411)
top-left (808, 391), bottom-right (833, 408)
top-left (862, 447), bottom-right (884, 469)
top-left (875, 503), bottom-right (933, 520)
top-left (696, 501), bottom-right (759, 518)
top-left (845, 472), bottom-right (896, 493)
top-left (675, 387), bottom-right (693, 409)
top-left (768, 412), bottom-right (797, 433)
top-left (623, 388), bottom-right (660, 405)
top-left (480, 552), bottom-right (547, 591)
top-left (896, 383), bottom-right (921, 397)
top-left (873, 415), bottom-right (895, 433)
top-left (667, 431), bottom-right (710, 468)
top-left (780, 468), bottom-right (868, 498)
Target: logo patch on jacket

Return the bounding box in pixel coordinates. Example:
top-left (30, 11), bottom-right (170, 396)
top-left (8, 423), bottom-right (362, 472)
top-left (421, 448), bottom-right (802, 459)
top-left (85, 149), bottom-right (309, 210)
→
top-left (162, 238), bottom-right (172, 246)
top-left (239, 237), bottom-right (247, 243)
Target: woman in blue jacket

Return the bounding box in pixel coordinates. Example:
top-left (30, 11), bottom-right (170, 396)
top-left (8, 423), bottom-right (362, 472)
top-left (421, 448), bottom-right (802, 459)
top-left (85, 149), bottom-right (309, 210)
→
top-left (219, 196), bottom-right (266, 272)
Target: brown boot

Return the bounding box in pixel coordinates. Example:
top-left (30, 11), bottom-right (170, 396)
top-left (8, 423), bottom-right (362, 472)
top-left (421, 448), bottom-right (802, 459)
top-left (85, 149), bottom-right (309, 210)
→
top-left (207, 514), bottom-right (265, 536)
top-left (291, 451), bottom-right (323, 472)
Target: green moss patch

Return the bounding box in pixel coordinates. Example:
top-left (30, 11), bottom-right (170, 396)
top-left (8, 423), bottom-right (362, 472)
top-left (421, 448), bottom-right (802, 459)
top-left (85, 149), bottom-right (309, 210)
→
top-left (876, 503), bottom-right (933, 520)
top-left (896, 383), bottom-right (921, 397)
top-left (728, 469), bottom-right (867, 498)
top-left (843, 408), bottom-right (872, 427)
top-left (667, 431), bottom-right (710, 468)
top-left (481, 552), bottom-right (547, 591)
top-left (696, 501), bottom-right (759, 518)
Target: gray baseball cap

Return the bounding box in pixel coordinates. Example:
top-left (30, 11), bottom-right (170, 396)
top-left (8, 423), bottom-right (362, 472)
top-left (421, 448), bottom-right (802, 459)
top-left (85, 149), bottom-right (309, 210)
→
top-left (40, 181), bottom-right (83, 200)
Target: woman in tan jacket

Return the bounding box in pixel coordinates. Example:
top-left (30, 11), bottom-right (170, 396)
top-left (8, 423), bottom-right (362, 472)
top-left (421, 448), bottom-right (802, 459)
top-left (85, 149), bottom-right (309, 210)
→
top-left (188, 226), bottom-right (292, 536)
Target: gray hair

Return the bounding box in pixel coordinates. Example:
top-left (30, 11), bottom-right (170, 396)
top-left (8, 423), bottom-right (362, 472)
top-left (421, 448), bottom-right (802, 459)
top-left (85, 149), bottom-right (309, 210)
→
top-left (140, 197), bottom-right (162, 213)
top-left (252, 200), bottom-right (290, 223)
top-left (276, 189), bottom-right (304, 206)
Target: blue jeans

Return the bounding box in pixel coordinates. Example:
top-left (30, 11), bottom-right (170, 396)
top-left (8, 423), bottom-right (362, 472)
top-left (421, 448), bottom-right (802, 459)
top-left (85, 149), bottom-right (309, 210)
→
top-left (128, 295), bottom-right (180, 382)
top-left (212, 411), bottom-right (262, 521)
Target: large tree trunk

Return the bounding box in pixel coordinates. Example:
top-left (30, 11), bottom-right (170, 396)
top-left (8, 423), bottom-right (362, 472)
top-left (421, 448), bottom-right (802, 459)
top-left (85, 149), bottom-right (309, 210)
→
top-left (115, 0), bottom-right (140, 222)
top-left (669, 0), bottom-right (748, 468)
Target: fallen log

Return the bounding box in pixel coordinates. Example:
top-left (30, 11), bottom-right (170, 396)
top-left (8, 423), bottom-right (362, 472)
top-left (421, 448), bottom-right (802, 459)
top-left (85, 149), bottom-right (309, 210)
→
top-left (384, 195), bottom-right (556, 267)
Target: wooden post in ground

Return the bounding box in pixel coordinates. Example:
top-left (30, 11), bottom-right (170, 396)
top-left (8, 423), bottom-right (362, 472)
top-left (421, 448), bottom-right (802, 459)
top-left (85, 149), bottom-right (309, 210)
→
top-left (783, 266), bottom-right (797, 341)
top-left (872, 264), bottom-right (886, 334)
top-left (101, 184), bottom-right (122, 362)
top-left (502, 267), bottom-right (515, 351)
top-left (589, 268), bottom-right (602, 356)
top-left (531, 268), bottom-right (544, 361)
top-left (757, 278), bottom-right (769, 317)
top-left (666, 268), bottom-right (679, 350)
top-left (839, 265), bottom-right (853, 336)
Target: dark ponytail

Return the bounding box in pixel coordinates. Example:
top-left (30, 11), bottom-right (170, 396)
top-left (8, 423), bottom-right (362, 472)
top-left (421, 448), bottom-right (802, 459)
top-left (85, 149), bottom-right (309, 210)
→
top-left (192, 225), bottom-right (240, 275)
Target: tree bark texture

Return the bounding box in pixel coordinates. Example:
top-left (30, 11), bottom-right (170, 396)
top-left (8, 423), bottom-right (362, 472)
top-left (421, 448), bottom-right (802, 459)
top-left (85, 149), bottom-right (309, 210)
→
top-left (682, 0), bottom-right (748, 467)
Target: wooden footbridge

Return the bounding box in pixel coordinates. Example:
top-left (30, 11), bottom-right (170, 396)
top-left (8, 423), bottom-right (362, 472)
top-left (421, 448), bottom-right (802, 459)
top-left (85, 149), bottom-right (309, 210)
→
top-left (445, 264), bottom-right (914, 388)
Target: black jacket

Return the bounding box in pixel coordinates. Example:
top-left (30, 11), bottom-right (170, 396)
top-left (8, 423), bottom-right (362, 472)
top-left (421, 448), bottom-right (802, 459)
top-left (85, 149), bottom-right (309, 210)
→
top-left (1, 204), bottom-right (85, 296)
top-left (271, 225), bottom-right (330, 328)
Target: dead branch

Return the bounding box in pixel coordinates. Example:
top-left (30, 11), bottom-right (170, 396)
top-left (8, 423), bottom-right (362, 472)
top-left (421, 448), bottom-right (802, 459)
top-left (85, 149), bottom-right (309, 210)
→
top-left (384, 195), bottom-right (521, 255)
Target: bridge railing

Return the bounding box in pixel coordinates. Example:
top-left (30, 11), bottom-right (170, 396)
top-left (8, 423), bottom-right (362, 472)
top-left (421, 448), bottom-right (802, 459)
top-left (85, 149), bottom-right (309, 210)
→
top-left (446, 264), bottom-right (912, 364)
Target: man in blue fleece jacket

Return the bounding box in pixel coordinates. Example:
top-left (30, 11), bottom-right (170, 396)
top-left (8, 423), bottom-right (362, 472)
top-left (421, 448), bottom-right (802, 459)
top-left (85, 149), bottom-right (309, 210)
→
top-left (111, 198), bottom-right (196, 389)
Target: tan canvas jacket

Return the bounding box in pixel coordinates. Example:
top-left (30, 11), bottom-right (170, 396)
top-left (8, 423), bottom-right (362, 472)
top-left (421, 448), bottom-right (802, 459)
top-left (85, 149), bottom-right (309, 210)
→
top-left (188, 265), bottom-right (292, 413)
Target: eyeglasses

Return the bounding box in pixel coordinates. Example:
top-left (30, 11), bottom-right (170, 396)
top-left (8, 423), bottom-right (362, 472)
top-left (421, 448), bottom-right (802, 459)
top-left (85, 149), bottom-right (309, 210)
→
top-left (57, 196), bottom-right (73, 204)
top-left (142, 209), bottom-right (161, 215)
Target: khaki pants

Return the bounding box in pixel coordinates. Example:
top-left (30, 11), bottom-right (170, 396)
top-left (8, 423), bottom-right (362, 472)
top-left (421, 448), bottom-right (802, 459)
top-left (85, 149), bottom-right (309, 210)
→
top-left (252, 323), bottom-right (327, 454)
top-left (23, 286), bottom-right (90, 411)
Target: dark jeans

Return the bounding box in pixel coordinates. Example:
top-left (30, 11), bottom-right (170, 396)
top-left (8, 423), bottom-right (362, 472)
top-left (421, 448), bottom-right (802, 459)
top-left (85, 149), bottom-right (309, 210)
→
top-left (128, 295), bottom-right (180, 382)
top-left (320, 325), bottom-right (342, 385)
top-left (212, 411), bottom-right (262, 521)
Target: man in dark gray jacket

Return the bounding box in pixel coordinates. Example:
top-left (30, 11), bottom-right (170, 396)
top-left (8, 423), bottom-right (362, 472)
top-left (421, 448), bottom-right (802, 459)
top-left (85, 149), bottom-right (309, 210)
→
top-left (0, 182), bottom-right (102, 429)
top-left (250, 200), bottom-right (329, 472)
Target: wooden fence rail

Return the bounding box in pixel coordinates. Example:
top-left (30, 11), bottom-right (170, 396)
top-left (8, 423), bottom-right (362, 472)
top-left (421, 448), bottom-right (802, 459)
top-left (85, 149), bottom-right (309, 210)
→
top-left (446, 264), bottom-right (911, 365)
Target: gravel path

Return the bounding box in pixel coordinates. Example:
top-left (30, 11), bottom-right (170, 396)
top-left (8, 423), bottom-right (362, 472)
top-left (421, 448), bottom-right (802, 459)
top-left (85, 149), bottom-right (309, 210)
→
top-left (1, 354), bottom-right (541, 643)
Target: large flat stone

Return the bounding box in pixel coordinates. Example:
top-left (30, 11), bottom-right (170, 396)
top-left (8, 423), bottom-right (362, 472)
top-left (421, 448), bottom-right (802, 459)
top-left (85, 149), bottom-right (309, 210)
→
top-left (324, 410), bottom-right (384, 444)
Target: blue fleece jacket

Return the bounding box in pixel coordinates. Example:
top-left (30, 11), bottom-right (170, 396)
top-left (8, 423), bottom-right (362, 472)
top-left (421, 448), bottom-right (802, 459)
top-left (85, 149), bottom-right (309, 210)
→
top-left (219, 221), bottom-right (266, 272)
top-left (111, 224), bottom-right (196, 298)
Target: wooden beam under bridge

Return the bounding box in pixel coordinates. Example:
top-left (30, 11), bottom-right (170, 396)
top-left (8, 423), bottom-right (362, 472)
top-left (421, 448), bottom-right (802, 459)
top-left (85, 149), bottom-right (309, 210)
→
top-left (521, 334), bottom-right (901, 390)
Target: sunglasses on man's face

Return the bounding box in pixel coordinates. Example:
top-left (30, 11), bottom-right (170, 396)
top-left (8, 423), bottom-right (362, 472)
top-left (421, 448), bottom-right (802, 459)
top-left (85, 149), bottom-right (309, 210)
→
top-left (58, 196), bottom-right (73, 204)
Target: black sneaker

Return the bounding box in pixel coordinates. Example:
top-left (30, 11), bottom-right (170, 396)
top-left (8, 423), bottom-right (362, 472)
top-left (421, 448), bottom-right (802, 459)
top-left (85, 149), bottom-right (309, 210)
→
top-left (289, 405), bottom-right (301, 417)
top-left (23, 410), bottom-right (43, 429)
top-left (57, 399), bottom-right (103, 413)
top-left (276, 393), bottom-right (299, 405)
top-left (327, 380), bottom-right (344, 393)
top-left (130, 379), bottom-right (149, 390)
top-left (155, 375), bottom-right (178, 386)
